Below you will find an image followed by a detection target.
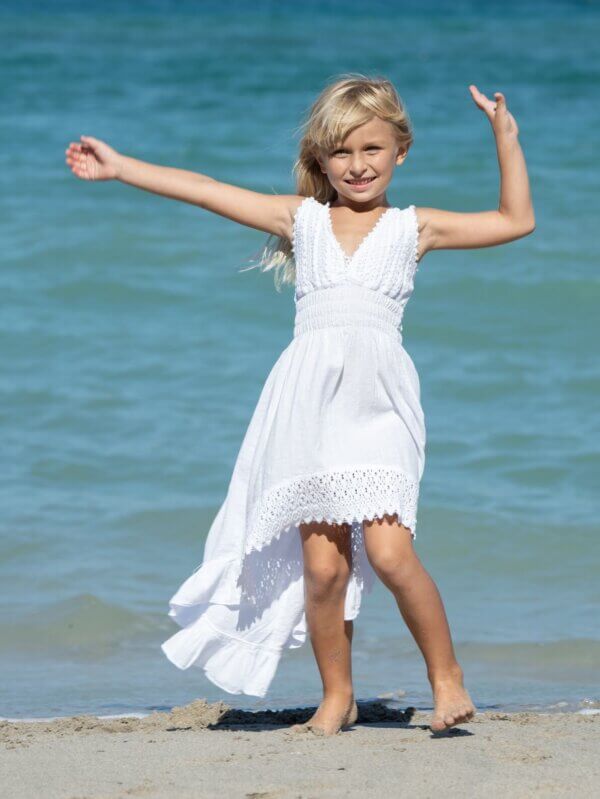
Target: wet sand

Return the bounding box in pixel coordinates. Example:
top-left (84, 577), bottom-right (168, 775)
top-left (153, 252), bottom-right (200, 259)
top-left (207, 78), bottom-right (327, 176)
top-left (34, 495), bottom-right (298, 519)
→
top-left (2, 699), bottom-right (599, 798)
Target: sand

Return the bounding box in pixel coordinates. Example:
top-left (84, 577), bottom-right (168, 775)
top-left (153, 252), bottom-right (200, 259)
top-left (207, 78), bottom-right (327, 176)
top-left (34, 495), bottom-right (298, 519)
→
top-left (2, 699), bottom-right (599, 798)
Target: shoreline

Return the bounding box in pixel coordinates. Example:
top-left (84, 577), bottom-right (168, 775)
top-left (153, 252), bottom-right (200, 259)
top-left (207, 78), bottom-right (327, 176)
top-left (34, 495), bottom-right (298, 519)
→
top-left (2, 699), bottom-right (599, 798)
top-left (2, 705), bottom-right (600, 725)
top-left (2, 695), bottom-right (599, 725)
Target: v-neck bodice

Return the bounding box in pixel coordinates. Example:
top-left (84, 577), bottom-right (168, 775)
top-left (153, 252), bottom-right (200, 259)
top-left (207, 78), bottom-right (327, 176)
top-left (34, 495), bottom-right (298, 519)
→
top-left (325, 203), bottom-right (396, 263)
top-left (291, 195), bottom-right (421, 315)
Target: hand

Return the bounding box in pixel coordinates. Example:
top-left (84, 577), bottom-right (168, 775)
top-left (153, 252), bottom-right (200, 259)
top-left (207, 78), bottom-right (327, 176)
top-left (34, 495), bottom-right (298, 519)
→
top-left (468, 85), bottom-right (519, 137)
top-left (65, 135), bottom-right (123, 181)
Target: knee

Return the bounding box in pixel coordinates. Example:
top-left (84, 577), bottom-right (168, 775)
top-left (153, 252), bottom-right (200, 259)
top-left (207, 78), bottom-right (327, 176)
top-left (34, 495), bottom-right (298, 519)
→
top-left (304, 560), bottom-right (350, 601)
top-left (367, 547), bottom-right (417, 587)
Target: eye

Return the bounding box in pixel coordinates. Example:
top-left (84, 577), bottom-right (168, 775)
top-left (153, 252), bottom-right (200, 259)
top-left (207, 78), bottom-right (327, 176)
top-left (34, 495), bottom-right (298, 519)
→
top-left (330, 146), bottom-right (382, 156)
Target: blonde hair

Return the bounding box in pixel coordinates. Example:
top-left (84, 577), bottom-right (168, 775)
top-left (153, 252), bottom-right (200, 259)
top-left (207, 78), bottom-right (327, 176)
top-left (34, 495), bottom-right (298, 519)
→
top-left (241, 72), bottom-right (414, 291)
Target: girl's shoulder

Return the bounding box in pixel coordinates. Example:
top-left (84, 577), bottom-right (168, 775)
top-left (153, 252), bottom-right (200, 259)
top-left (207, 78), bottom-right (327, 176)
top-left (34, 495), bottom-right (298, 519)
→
top-left (283, 195), bottom-right (324, 241)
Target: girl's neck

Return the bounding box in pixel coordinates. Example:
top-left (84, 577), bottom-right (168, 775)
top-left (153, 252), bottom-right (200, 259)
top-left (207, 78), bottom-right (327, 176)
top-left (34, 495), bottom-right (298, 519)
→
top-left (330, 191), bottom-right (391, 212)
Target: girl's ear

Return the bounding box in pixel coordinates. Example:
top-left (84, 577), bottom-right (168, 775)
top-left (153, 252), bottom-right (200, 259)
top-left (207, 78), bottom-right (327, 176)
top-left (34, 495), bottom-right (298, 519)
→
top-left (395, 147), bottom-right (408, 166)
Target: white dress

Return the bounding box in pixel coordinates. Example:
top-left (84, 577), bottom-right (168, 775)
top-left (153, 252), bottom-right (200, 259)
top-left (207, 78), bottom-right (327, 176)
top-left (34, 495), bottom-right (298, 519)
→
top-left (161, 195), bottom-right (426, 697)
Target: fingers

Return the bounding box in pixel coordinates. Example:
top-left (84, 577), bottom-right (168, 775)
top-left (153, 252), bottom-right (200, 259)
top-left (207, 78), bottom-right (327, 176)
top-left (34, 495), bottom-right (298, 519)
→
top-left (469, 85), bottom-right (495, 113)
top-left (469, 84), bottom-right (487, 102)
top-left (493, 91), bottom-right (506, 110)
top-left (80, 134), bottom-right (100, 148)
top-left (472, 90), bottom-right (509, 121)
top-left (64, 141), bottom-right (90, 179)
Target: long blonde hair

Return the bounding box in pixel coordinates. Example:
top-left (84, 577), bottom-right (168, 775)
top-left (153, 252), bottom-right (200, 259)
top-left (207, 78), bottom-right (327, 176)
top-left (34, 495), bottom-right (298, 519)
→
top-left (241, 73), bottom-right (414, 291)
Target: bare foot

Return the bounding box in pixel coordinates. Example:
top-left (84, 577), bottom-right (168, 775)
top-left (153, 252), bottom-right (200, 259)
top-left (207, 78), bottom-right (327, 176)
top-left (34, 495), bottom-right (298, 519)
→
top-left (430, 669), bottom-right (476, 733)
top-left (290, 694), bottom-right (358, 736)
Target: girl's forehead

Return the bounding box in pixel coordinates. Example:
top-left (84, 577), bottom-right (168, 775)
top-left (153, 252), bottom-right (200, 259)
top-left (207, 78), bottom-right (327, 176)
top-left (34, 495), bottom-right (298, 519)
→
top-left (347, 118), bottom-right (392, 140)
top-left (329, 117), bottom-right (394, 147)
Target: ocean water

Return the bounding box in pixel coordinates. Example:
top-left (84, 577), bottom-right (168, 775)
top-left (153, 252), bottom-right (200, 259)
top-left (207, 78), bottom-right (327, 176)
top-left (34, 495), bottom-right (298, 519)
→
top-left (1, 0), bottom-right (598, 719)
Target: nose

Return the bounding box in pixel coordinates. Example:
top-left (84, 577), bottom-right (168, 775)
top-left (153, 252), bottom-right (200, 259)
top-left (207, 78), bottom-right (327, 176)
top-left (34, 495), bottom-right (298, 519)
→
top-left (348, 158), bottom-right (368, 177)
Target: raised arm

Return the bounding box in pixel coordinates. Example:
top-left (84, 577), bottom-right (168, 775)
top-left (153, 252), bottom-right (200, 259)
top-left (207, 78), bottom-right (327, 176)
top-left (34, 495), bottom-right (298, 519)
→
top-left (65, 135), bottom-right (303, 240)
top-left (416, 87), bottom-right (536, 260)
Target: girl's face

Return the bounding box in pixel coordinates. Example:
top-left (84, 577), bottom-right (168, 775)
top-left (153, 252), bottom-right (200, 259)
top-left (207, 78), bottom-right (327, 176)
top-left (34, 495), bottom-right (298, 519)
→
top-left (317, 116), bottom-right (407, 204)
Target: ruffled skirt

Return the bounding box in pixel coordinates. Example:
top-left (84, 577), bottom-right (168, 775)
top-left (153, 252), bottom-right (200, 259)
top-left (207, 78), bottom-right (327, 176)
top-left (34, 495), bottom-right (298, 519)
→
top-left (161, 284), bottom-right (426, 697)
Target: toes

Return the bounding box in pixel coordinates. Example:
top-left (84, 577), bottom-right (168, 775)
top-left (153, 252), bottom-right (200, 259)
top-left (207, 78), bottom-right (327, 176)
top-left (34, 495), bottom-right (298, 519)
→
top-left (430, 716), bottom-right (447, 732)
top-left (289, 720), bottom-right (338, 736)
top-left (431, 696), bottom-right (476, 733)
top-left (289, 722), bottom-right (310, 733)
top-left (448, 707), bottom-right (474, 725)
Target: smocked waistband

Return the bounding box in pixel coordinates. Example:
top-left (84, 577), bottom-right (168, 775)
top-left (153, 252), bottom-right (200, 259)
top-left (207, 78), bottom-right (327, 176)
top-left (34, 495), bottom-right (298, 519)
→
top-left (293, 285), bottom-right (403, 341)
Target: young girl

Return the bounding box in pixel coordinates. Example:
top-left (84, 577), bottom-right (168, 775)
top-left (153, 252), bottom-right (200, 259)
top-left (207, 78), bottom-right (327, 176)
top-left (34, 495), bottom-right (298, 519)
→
top-left (65, 74), bottom-right (534, 737)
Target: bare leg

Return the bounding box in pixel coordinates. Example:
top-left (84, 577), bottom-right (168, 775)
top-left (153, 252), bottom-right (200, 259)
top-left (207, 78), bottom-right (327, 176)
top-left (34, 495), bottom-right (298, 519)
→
top-left (290, 519), bottom-right (358, 736)
top-left (363, 513), bottom-right (476, 732)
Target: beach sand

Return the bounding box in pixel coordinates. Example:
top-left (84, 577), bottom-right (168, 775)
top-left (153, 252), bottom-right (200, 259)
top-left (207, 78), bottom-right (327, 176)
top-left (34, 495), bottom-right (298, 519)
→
top-left (2, 699), bottom-right (599, 798)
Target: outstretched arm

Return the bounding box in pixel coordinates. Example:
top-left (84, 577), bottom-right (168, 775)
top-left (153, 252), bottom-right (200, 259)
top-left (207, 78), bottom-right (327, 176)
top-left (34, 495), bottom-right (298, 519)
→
top-left (416, 86), bottom-right (536, 259)
top-left (65, 135), bottom-right (302, 239)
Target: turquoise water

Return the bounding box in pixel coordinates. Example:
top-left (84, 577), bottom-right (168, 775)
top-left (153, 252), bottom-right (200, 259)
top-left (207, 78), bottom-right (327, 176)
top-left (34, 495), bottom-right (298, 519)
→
top-left (1, 1), bottom-right (599, 719)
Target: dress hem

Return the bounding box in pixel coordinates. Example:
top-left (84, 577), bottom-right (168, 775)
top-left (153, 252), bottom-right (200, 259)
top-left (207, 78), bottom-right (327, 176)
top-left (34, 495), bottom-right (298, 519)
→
top-left (243, 463), bottom-right (419, 557)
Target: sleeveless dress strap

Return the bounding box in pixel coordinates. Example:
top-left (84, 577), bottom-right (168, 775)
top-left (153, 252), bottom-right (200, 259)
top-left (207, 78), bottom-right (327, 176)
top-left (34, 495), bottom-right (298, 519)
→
top-left (291, 196), bottom-right (321, 299)
top-left (291, 196), bottom-right (316, 256)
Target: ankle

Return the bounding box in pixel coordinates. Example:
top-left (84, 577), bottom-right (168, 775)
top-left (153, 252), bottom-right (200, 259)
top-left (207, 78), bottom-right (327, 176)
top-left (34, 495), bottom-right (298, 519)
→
top-left (322, 687), bottom-right (355, 702)
top-left (428, 663), bottom-right (464, 687)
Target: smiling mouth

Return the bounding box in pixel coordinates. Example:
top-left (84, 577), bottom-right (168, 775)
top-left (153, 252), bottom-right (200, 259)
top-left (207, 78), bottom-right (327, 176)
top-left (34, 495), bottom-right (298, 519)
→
top-left (345, 177), bottom-right (376, 186)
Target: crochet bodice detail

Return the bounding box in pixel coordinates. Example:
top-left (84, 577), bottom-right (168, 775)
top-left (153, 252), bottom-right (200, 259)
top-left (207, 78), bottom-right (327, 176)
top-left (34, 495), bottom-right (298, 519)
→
top-left (291, 196), bottom-right (420, 327)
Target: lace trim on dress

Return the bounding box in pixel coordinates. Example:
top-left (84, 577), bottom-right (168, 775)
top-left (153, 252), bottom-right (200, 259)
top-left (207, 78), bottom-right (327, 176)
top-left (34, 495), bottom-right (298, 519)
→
top-left (244, 464), bottom-right (419, 556)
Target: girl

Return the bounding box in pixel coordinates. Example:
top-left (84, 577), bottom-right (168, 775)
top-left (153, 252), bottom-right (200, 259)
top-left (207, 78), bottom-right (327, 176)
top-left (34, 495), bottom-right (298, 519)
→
top-left (65, 74), bottom-right (534, 737)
